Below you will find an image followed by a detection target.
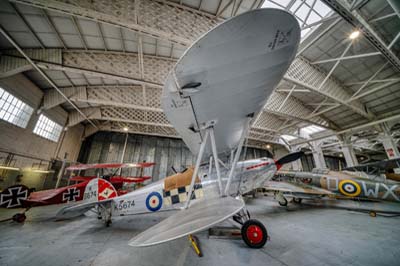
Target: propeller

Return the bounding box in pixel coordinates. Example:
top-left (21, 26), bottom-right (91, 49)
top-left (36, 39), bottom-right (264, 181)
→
top-left (275, 151), bottom-right (304, 170)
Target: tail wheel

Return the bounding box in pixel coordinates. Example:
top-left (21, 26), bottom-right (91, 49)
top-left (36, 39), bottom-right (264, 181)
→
top-left (241, 219), bottom-right (268, 249)
top-left (369, 211), bottom-right (377, 217)
top-left (293, 198), bottom-right (302, 204)
top-left (12, 213), bottom-right (26, 223)
top-left (278, 197), bottom-right (288, 206)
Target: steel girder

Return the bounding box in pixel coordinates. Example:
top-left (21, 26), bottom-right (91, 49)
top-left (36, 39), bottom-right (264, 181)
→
top-left (321, 0), bottom-right (400, 73)
top-left (1, 48), bottom-right (349, 140)
top-left (284, 57), bottom-right (374, 120)
top-left (11, 0), bottom-right (222, 46)
top-left (3, 48), bottom-right (329, 131)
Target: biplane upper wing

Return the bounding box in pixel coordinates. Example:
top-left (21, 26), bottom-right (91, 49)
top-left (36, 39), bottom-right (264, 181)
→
top-left (161, 8), bottom-right (300, 157)
top-left (129, 196), bottom-right (244, 247)
top-left (66, 162), bottom-right (155, 171)
top-left (265, 181), bottom-right (334, 196)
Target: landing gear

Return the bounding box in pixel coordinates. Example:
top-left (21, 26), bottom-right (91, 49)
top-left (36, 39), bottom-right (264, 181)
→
top-left (98, 203), bottom-right (112, 226)
top-left (369, 211), bottom-right (377, 217)
top-left (293, 197), bottom-right (302, 204)
top-left (278, 198), bottom-right (288, 206)
top-left (241, 219), bottom-right (268, 249)
top-left (105, 219), bottom-right (112, 227)
top-left (275, 191), bottom-right (288, 207)
top-left (234, 208), bottom-right (268, 248)
top-left (12, 213), bottom-right (26, 223)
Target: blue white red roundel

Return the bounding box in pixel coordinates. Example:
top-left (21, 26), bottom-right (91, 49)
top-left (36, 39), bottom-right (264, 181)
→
top-left (146, 192), bottom-right (162, 212)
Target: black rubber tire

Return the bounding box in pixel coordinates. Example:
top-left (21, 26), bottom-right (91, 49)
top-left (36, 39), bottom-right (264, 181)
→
top-left (12, 213), bottom-right (26, 223)
top-left (369, 211), bottom-right (377, 217)
top-left (241, 219), bottom-right (268, 249)
top-left (293, 198), bottom-right (302, 204)
top-left (278, 198), bottom-right (288, 206)
top-left (105, 220), bottom-right (112, 227)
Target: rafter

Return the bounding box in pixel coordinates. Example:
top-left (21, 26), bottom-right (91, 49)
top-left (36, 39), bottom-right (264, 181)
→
top-left (284, 57), bottom-right (374, 120)
top-left (12, 0), bottom-right (222, 46)
top-left (321, 0), bottom-right (400, 72)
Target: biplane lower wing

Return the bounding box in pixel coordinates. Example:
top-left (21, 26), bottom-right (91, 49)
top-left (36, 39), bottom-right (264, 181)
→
top-left (129, 196), bottom-right (245, 247)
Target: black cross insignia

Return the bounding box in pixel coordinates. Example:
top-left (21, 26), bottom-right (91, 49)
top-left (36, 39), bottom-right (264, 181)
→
top-left (0, 186), bottom-right (28, 208)
top-left (62, 187), bottom-right (80, 202)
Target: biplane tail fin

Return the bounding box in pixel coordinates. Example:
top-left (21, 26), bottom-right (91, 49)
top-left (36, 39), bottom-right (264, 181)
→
top-left (275, 151), bottom-right (304, 170)
top-left (55, 178), bottom-right (117, 220)
top-left (83, 178), bottom-right (118, 203)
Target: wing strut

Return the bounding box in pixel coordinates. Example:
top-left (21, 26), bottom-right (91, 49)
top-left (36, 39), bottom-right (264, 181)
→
top-left (184, 125), bottom-right (224, 208)
top-left (184, 128), bottom-right (209, 209)
top-left (224, 117), bottom-right (252, 196)
top-left (209, 128), bottom-right (223, 194)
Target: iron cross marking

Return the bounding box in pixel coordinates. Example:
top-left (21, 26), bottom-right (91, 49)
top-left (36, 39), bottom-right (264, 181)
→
top-left (0, 186), bottom-right (28, 208)
top-left (62, 187), bottom-right (80, 202)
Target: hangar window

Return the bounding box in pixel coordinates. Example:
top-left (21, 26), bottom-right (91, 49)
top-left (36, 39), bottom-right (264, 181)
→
top-left (300, 125), bottom-right (324, 138)
top-left (263, 0), bottom-right (332, 38)
top-left (0, 87), bottom-right (33, 128)
top-left (281, 135), bottom-right (297, 142)
top-left (33, 114), bottom-right (63, 142)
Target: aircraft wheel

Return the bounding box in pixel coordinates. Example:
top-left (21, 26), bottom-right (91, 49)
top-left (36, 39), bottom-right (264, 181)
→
top-left (105, 220), bottom-right (112, 227)
top-left (241, 219), bottom-right (268, 249)
top-left (369, 211), bottom-right (377, 217)
top-left (293, 198), bottom-right (302, 204)
top-left (12, 213), bottom-right (26, 223)
top-left (278, 198), bottom-right (288, 206)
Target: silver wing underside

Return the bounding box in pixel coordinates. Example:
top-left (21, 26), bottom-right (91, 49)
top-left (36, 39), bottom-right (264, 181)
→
top-left (162, 8), bottom-right (300, 156)
top-left (129, 196), bottom-right (244, 247)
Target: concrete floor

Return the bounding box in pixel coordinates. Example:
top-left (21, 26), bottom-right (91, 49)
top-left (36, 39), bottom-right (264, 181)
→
top-left (1, 197), bottom-right (400, 266)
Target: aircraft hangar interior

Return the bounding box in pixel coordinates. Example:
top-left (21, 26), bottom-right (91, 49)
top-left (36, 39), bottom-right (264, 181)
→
top-left (0, 0), bottom-right (400, 265)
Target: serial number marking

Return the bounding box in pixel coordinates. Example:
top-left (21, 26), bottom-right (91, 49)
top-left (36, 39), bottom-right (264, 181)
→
top-left (114, 200), bottom-right (135, 211)
top-left (83, 191), bottom-right (97, 200)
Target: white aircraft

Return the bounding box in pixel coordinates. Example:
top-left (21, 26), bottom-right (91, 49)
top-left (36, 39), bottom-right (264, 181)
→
top-left (56, 8), bottom-right (301, 249)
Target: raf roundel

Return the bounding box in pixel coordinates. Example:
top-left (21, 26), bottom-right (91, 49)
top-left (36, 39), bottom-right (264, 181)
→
top-left (146, 191), bottom-right (163, 212)
top-left (338, 180), bottom-right (361, 197)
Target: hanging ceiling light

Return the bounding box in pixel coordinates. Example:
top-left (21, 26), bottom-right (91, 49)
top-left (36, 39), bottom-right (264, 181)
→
top-left (349, 30), bottom-right (360, 40)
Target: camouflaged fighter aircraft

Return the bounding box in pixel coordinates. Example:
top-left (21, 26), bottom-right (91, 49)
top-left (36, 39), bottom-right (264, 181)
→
top-left (265, 169), bottom-right (400, 213)
top-left (55, 8), bottom-right (301, 249)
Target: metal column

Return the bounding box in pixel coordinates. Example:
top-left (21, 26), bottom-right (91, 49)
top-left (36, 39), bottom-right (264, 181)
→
top-left (310, 140), bottom-right (327, 169)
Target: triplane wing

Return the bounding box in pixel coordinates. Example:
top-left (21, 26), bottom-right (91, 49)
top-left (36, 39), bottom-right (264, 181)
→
top-left (69, 176), bottom-right (151, 183)
top-left (129, 196), bottom-right (244, 247)
top-left (66, 162), bottom-right (155, 171)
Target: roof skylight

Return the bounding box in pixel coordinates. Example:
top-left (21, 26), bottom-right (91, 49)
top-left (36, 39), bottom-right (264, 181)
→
top-left (262, 0), bottom-right (333, 39)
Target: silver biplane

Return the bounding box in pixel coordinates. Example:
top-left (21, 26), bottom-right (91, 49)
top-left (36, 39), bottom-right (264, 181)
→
top-left (56, 8), bottom-right (300, 249)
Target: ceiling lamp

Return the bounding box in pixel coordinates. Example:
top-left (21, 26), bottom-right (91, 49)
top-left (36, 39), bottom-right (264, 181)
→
top-left (123, 127), bottom-right (129, 132)
top-left (349, 30), bottom-right (360, 40)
